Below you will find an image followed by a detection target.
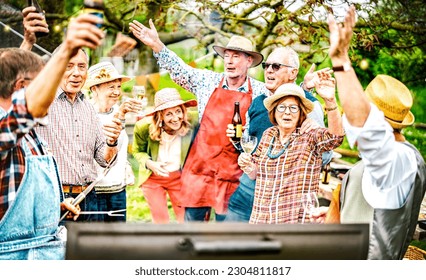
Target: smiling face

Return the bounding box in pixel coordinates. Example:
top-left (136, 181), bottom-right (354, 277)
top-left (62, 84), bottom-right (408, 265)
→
top-left (60, 49), bottom-right (88, 99)
top-left (92, 79), bottom-right (122, 112)
top-left (223, 49), bottom-right (252, 80)
top-left (274, 96), bottom-right (301, 132)
top-left (264, 48), bottom-right (299, 93)
top-left (161, 105), bottom-right (185, 132)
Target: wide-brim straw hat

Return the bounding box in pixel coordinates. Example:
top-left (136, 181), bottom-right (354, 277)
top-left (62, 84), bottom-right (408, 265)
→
top-left (264, 83), bottom-right (314, 114)
top-left (212, 35), bottom-right (264, 68)
top-left (85, 61), bottom-right (131, 89)
top-left (365, 74), bottom-right (414, 129)
top-left (145, 88), bottom-right (197, 116)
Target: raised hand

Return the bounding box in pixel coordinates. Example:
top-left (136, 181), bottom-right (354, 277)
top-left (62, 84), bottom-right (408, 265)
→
top-left (129, 19), bottom-right (164, 53)
top-left (303, 63), bottom-right (333, 91)
top-left (315, 75), bottom-right (336, 101)
top-left (117, 98), bottom-right (143, 119)
top-left (328, 5), bottom-right (356, 61)
top-left (20, 6), bottom-right (49, 50)
top-left (300, 118), bottom-right (320, 134)
top-left (62, 13), bottom-right (104, 58)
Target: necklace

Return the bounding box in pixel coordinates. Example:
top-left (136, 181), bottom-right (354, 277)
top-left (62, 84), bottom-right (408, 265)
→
top-left (267, 136), bottom-right (291, 159)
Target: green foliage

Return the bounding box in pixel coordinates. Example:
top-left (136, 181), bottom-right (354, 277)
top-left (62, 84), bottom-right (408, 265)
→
top-left (403, 127), bottom-right (426, 161)
top-left (65, 0), bottom-right (83, 15)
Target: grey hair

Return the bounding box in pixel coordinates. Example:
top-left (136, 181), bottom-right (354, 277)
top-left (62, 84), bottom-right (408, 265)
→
top-left (271, 47), bottom-right (300, 69)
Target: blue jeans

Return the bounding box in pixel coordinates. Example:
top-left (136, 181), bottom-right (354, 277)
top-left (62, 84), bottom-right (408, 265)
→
top-left (224, 173), bottom-right (255, 222)
top-left (185, 207), bottom-right (226, 222)
top-left (97, 189), bottom-right (127, 222)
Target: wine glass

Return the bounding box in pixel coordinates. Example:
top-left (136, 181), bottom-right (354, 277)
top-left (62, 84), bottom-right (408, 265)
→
top-left (132, 85), bottom-right (147, 116)
top-left (240, 134), bottom-right (257, 174)
top-left (240, 135), bottom-right (257, 154)
top-left (301, 192), bottom-right (320, 223)
top-left (132, 85), bottom-right (145, 100)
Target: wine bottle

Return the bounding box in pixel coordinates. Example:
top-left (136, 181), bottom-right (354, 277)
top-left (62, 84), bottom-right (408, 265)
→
top-left (83, 0), bottom-right (104, 28)
top-left (321, 163), bottom-right (331, 184)
top-left (27, 0), bottom-right (49, 38)
top-left (231, 101), bottom-right (242, 142)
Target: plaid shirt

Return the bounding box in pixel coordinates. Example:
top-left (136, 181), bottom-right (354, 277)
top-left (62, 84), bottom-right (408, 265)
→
top-left (35, 89), bottom-right (108, 185)
top-left (249, 126), bottom-right (344, 224)
top-left (0, 89), bottom-right (46, 220)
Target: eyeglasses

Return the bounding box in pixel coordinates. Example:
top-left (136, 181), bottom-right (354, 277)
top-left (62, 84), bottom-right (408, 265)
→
top-left (276, 104), bottom-right (300, 114)
top-left (262, 62), bottom-right (293, 71)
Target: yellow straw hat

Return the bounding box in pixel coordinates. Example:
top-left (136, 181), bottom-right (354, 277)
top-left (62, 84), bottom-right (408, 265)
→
top-left (146, 88), bottom-right (197, 116)
top-left (213, 35), bottom-right (264, 68)
top-left (365, 74), bottom-right (414, 129)
top-left (264, 83), bottom-right (314, 114)
top-left (85, 61), bottom-right (131, 89)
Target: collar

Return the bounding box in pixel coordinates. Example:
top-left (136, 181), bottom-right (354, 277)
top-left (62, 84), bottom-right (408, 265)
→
top-left (56, 88), bottom-right (85, 101)
top-left (222, 77), bottom-right (249, 93)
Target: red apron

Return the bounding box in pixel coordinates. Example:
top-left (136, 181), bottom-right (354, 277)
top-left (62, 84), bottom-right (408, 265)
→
top-left (180, 78), bottom-right (252, 214)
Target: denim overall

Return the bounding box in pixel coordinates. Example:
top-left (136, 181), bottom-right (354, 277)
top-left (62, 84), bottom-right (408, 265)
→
top-left (0, 136), bottom-right (65, 260)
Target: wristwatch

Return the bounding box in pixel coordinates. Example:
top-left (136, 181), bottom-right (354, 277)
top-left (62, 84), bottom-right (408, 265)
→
top-left (332, 62), bottom-right (352, 72)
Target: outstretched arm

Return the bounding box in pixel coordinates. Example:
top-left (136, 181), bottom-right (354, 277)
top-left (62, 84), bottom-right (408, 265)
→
top-left (328, 5), bottom-right (370, 128)
top-left (315, 75), bottom-right (344, 136)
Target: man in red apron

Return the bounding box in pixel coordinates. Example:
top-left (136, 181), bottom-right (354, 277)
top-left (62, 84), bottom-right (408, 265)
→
top-left (130, 20), bottom-right (271, 221)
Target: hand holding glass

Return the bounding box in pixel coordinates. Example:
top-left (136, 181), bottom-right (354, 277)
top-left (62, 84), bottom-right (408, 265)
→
top-left (301, 192), bottom-right (319, 223)
top-left (132, 85), bottom-right (147, 115)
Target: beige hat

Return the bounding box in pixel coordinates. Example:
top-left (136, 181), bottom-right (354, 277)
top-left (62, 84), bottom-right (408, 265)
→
top-left (213, 35), bottom-right (264, 68)
top-left (264, 83), bottom-right (314, 114)
top-left (85, 61), bottom-right (131, 89)
top-left (365, 74), bottom-right (414, 129)
top-left (146, 88), bottom-right (197, 116)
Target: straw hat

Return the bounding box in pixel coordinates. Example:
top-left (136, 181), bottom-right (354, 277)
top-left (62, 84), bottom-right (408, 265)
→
top-left (213, 35), bottom-right (264, 68)
top-left (85, 61), bottom-right (131, 89)
top-left (365, 74), bottom-right (414, 129)
top-left (264, 83), bottom-right (314, 114)
top-left (146, 88), bottom-right (197, 116)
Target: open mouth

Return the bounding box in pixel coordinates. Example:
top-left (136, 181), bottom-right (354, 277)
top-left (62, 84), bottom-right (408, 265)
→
top-left (69, 81), bottom-right (81, 87)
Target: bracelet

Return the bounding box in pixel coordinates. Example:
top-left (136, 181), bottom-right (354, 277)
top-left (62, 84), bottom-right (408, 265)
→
top-left (106, 140), bottom-right (118, 147)
top-left (325, 105), bottom-right (338, 112)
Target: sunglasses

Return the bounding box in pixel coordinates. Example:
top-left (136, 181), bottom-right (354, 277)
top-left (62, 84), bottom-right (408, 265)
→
top-left (276, 104), bottom-right (300, 114)
top-left (262, 62), bottom-right (293, 71)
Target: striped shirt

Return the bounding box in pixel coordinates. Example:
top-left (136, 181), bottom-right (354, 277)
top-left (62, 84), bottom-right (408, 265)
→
top-left (249, 126), bottom-right (344, 224)
top-left (0, 89), bottom-right (46, 220)
top-left (153, 47), bottom-right (271, 122)
top-left (35, 89), bottom-right (108, 185)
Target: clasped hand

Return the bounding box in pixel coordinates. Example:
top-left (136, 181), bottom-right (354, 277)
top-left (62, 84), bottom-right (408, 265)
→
top-left (146, 160), bottom-right (170, 177)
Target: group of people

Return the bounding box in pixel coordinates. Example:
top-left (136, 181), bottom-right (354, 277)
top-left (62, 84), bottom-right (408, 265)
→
top-left (0, 5), bottom-right (424, 260)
